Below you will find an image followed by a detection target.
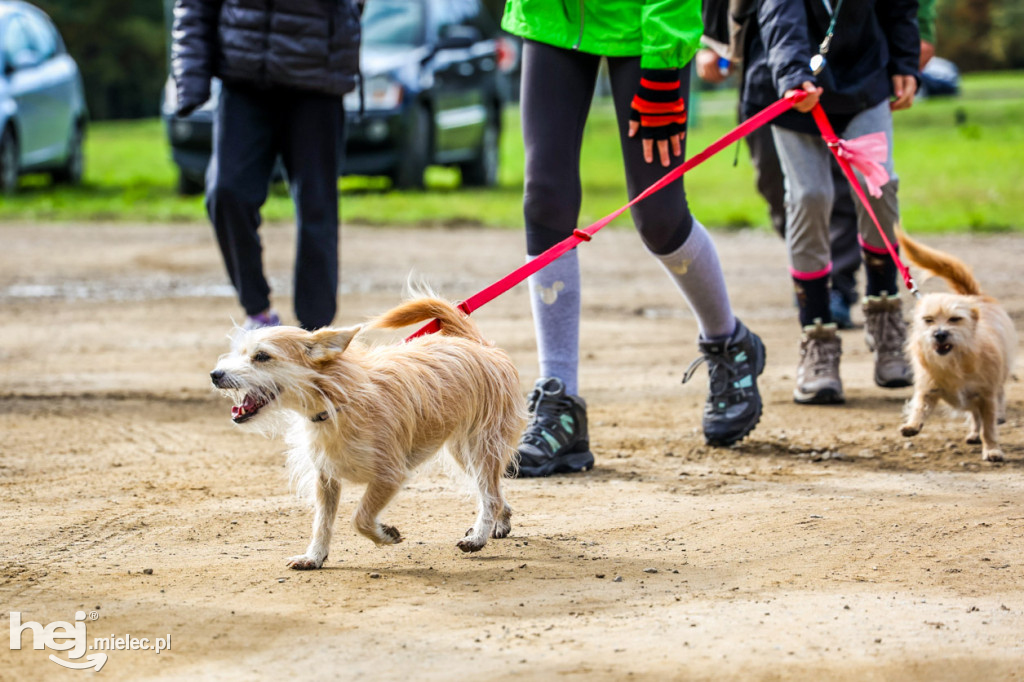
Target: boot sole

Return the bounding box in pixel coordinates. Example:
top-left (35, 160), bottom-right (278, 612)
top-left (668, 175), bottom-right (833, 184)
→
top-left (793, 387), bottom-right (846, 405)
top-left (512, 448), bottom-right (595, 478)
top-left (876, 376), bottom-right (913, 389)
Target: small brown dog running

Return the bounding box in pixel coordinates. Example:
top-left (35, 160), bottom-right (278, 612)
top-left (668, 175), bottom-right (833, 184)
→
top-left (210, 297), bottom-right (524, 569)
top-left (897, 232), bottom-right (1017, 461)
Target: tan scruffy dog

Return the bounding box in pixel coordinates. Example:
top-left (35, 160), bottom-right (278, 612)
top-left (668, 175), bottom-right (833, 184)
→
top-left (897, 232), bottom-right (1017, 461)
top-left (210, 297), bottom-right (525, 569)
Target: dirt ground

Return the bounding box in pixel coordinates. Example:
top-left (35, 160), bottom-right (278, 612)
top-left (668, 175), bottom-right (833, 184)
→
top-left (1, 221), bottom-right (1022, 681)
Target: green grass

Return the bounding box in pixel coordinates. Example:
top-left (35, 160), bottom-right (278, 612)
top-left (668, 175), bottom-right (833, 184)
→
top-left (2, 71), bottom-right (1023, 232)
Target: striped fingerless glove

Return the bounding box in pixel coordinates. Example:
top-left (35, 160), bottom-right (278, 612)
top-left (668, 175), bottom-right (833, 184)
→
top-left (629, 69), bottom-right (687, 140)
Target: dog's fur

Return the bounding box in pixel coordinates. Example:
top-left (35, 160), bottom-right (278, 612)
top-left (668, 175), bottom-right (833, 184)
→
top-left (210, 297), bottom-right (525, 569)
top-left (897, 232), bottom-right (1017, 461)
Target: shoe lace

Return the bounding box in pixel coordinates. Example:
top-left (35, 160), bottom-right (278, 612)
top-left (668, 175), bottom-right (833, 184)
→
top-left (683, 349), bottom-right (747, 407)
top-left (521, 388), bottom-right (577, 452)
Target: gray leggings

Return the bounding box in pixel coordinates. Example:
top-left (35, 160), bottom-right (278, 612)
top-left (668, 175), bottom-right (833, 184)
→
top-left (520, 40), bottom-right (693, 256)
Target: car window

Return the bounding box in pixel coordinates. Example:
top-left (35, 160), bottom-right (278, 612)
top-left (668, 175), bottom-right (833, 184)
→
top-left (21, 10), bottom-right (58, 61)
top-left (1, 15), bottom-right (34, 68)
top-left (361, 0), bottom-right (425, 48)
top-left (433, 0), bottom-right (496, 40)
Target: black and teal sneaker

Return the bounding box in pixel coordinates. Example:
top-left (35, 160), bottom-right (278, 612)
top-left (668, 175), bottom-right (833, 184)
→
top-left (511, 377), bottom-right (594, 478)
top-left (683, 319), bottom-right (766, 446)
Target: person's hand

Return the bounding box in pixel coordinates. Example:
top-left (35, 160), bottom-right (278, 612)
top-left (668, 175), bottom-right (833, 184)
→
top-left (919, 40), bottom-right (935, 70)
top-left (785, 81), bottom-right (822, 113)
top-left (628, 69), bottom-right (687, 167)
top-left (890, 74), bottom-right (917, 111)
top-left (695, 49), bottom-right (730, 84)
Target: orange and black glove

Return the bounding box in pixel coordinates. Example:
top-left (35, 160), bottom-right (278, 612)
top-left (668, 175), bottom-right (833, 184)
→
top-left (629, 69), bottom-right (687, 141)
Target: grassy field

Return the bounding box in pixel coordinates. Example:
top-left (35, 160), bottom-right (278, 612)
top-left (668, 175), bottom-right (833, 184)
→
top-left (2, 71), bottom-right (1022, 232)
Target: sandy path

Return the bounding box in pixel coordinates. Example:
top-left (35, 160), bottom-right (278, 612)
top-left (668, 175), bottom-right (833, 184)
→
top-left (1, 222), bottom-right (1022, 680)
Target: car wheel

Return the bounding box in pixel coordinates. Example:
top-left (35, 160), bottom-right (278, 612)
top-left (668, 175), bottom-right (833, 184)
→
top-left (0, 127), bottom-right (18, 195)
top-left (177, 171), bottom-right (205, 196)
top-left (460, 111), bottom-right (499, 188)
top-left (391, 106), bottom-right (430, 190)
top-left (52, 123), bottom-right (85, 185)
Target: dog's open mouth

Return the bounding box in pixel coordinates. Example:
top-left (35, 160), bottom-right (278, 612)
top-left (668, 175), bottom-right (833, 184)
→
top-left (232, 392), bottom-right (275, 423)
top-left (935, 342), bottom-right (954, 356)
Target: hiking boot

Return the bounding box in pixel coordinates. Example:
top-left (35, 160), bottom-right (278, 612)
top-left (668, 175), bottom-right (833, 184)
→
top-left (511, 377), bottom-right (594, 478)
top-left (794, 320), bottom-right (845, 404)
top-left (683, 319), bottom-right (766, 446)
top-left (863, 293), bottom-right (913, 388)
top-left (243, 310), bottom-right (281, 331)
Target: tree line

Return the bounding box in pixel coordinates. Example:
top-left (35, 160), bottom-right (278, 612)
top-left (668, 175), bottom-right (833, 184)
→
top-left (28, 0), bottom-right (1024, 122)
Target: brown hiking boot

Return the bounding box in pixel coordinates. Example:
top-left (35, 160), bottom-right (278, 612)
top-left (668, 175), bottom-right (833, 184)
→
top-left (794, 320), bottom-right (845, 405)
top-left (863, 293), bottom-right (913, 388)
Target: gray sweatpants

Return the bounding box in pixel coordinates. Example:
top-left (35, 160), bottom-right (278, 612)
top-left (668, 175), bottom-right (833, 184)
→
top-left (771, 100), bottom-right (900, 278)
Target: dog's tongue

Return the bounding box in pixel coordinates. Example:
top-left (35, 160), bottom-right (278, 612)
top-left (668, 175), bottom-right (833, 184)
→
top-left (232, 395), bottom-right (258, 420)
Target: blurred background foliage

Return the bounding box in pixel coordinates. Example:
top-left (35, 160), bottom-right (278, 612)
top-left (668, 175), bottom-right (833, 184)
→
top-left (26, 0), bottom-right (1024, 122)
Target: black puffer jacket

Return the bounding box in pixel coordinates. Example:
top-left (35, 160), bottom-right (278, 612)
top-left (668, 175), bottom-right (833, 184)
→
top-left (741, 0), bottom-right (919, 134)
top-left (171, 0), bottom-right (361, 116)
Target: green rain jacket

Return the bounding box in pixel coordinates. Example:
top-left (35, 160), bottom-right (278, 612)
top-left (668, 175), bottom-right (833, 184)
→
top-left (501, 0), bottom-right (703, 70)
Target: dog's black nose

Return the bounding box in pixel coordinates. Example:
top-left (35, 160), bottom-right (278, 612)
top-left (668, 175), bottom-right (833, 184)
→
top-left (933, 329), bottom-right (950, 343)
top-left (210, 369), bottom-right (226, 386)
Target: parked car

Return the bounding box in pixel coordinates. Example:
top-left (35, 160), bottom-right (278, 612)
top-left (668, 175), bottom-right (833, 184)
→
top-left (0, 0), bottom-right (87, 194)
top-left (162, 0), bottom-right (510, 194)
top-left (918, 56), bottom-right (961, 98)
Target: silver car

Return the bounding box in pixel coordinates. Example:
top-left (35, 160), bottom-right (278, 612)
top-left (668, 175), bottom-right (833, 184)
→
top-left (0, 0), bottom-right (87, 193)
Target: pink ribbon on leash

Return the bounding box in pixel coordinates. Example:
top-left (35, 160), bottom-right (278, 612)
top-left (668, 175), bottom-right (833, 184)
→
top-left (834, 132), bottom-right (890, 198)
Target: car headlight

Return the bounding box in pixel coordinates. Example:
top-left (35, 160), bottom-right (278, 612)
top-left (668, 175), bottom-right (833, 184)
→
top-left (344, 75), bottom-right (403, 112)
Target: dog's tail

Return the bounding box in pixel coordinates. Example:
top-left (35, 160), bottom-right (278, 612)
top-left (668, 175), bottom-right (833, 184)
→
top-left (369, 297), bottom-right (486, 343)
top-left (897, 231), bottom-right (982, 296)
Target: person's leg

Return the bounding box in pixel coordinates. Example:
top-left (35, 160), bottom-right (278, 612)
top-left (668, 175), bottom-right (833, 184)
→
top-left (607, 57), bottom-right (735, 341)
top-left (770, 125), bottom-right (834, 327)
top-left (521, 39), bottom-right (601, 396)
top-left (828, 160), bottom-right (861, 327)
top-left (514, 40), bottom-right (598, 477)
top-left (206, 84), bottom-right (279, 320)
top-left (841, 101), bottom-right (901, 299)
top-left (279, 89), bottom-right (344, 330)
top-left (841, 101), bottom-right (912, 388)
top-left (771, 124), bottom-right (844, 404)
top-left (746, 122), bottom-right (787, 238)
top-left (607, 57), bottom-right (762, 445)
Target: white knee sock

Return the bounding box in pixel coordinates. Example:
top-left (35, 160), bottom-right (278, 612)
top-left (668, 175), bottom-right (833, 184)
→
top-left (527, 249), bottom-right (581, 395)
top-left (650, 218), bottom-right (736, 341)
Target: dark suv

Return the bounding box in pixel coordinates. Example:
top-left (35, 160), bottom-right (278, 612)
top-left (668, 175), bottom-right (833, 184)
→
top-left (162, 0), bottom-right (509, 194)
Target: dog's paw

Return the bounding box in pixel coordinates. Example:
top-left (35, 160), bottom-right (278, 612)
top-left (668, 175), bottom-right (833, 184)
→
top-left (456, 537), bottom-right (485, 553)
top-left (286, 554), bottom-right (325, 570)
top-left (900, 423), bottom-right (920, 438)
top-left (379, 524), bottom-right (403, 545)
top-left (983, 448), bottom-right (1005, 462)
top-left (492, 520), bottom-right (512, 539)
top-left (966, 434), bottom-right (981, 445)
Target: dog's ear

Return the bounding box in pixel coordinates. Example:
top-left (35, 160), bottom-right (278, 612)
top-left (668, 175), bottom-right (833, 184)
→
top-left (308, 325), bottom-right (361, 360)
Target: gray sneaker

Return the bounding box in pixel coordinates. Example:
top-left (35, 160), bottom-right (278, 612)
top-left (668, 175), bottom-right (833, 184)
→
top-left (794, 320), bottom-right (845, 404)
top-left (863, 293), bottom-right (912, 388)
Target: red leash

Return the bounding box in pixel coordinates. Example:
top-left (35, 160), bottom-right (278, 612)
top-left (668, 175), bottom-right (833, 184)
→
top-left (407, 91), bottom-right (916, 340)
